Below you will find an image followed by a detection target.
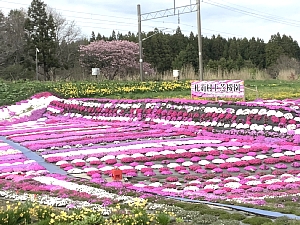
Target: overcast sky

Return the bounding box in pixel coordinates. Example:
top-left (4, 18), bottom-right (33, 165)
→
top-left (1, 0), bottom-right (300, 43)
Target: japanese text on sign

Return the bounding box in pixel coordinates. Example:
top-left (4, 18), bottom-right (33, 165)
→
top-left (191, 80), bottom-right (244, 98)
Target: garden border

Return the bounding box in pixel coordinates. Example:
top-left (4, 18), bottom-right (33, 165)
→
top-left (0, 136), bottom-right (67, 175)
top-left (166, 196), bottom-right (300, 220)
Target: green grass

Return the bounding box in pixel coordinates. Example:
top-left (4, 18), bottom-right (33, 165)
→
top-left (1, 79), bottom-right (300, 107)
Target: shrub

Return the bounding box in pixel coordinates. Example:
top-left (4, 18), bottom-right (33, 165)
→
top-left (156, 212), bottom-right (171, 225)
top-left (242, 216), bottom-right (272, 225)
top-left (219, 212), bottom-right (246, 221)
top-left (211, 220), bottom-right (240, 225)
top-left (191, 214), bottom-right (218, 224)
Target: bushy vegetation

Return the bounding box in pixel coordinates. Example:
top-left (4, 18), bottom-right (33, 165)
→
top-left (1, 79), bottom-right (300, 107)
top-left (0, 0), bottom-right (300, 81)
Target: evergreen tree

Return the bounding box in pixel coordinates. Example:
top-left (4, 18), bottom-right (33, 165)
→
top-left (0, 11), bottom-right (7, 68)
top-left (24, 0), bottom-right (59, 80)
top-left (109, 30), bottom-right (116, 41)
top-left (265, 34), bottom-right (284, 67)
top-left (228, 37), bottom-right (239, 61)
top-left (238, 38), bottom-right (250, 60)
top-left (248, 37), bottom-right (265, 69)
top-left (210, 35), bottom-right (227, 61)
top-left (117, 32), bottom-right (124, 40)
top-left (90, 31), bottom-right (95, 42)
top-left (96, 32), bottom-right (102, 40)
top-left (172, 43), bottom-right (197, 70)
top-left (170, 27), bottom-right (188, 59)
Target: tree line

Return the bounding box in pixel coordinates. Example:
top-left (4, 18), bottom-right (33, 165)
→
top-left (1, 0), bottom-right (300, 81)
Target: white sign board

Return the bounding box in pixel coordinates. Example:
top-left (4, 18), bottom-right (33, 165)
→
top-left (92, 68), bottom-right (100, 76)
top-left (173, 70), bottom-right (179, 78)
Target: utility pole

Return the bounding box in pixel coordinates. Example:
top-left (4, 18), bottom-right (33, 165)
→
top-left (197, 0), bottom-right (204, 81)
top-left (174, 0), bottom-right (176, 15)
top-left (137, 4), bottom-right (143, 81)
top-left (36, 48), bottom-right (39, 81)
top-left (138, 2), bottom-right (198, 80)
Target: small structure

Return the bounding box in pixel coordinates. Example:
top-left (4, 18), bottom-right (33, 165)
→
top-left (173, 69), bottom-right (180, 80)
top-left (92, 68), bottom-right (100, 79)
top-left (112, 167), bottom-right (122, 181)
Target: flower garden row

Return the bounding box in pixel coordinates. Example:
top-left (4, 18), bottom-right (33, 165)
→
top-left (2, 93), bottom-right (300, 209)
top-left (2, 79), bottom-right (300, 108)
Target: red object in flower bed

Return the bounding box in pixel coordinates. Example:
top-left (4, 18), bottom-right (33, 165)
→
top-left (112, 168), bottom-right (122, 181)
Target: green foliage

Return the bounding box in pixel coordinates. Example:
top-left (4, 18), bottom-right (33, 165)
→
top-left (0, 202), bottom-right (32, 225)
top-left (219, 212), bottom-right (246, 221)
top-left (156, 212), bottom-right (171, 225)
top-left (191, 214), bottom-right (218, 224)
top-left (242, 216), bottom-right (272, 225)
top-left (211, 220), bottom-right (240, 225)
top-left (34, 219), bottom-right (51, 225)
top-left (0, 64), bottom-right (33, 80)
top-left (2, 79), bottom-right (300, 107)
top-left (172, 43), bottom-right (198, 70)
top-left (261, 216), bottom-right (300, 225)
top-left (69, 214), bottom-right (105, 225)
top-left (24, 0), bottom-right (59, 80)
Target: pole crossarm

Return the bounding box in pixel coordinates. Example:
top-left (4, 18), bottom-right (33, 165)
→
top-left (141, 3), bottom-right (197, 21)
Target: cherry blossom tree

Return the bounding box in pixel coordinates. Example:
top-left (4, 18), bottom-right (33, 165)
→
top-left (79, 40), bottom-right (153, 80)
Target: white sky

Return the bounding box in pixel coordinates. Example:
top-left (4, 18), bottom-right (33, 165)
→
top-left (1, 0), bottom-right (300, 43)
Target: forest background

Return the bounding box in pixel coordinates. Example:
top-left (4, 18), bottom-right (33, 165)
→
top-left (1, 0), bottom-right (300, 82)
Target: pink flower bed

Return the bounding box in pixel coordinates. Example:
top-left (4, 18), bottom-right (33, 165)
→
top-left (1, 93), bottom-right (300, 204)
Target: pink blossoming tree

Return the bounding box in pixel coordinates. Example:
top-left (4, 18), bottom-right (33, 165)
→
top-left (79, 40), bottom-right (154, 80)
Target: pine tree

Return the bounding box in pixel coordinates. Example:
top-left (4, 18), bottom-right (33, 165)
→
top-left (96, 33), bottom-right (102, 40)
top-left (90, 31), bottom-right (96, 42)
top-left (24, 0), bottom-right (59, 80)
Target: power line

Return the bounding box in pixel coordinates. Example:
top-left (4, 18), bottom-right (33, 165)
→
top-left (212, 0), bottom-right (300, 24)
top-left (0, 0), bottom-right (137, 21)
top-left (2, 0), bottom-right (300, 28)
top-left (65, 13), bottom-right (244, 38)
top-left (203, 0), bottom-right (300, 28)
top-left (0, 0), bottom-right (271, 39)
top-left (0, 6), bottom-right (243, 40)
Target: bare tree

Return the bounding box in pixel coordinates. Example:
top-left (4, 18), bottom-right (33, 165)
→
top-left (5, 9), bottom-right (27, 64)
top-left (46, 7), bottom-right (81, 44)
top-left (0, 10), bottom-right (7, 67)
top-left (267, 55), bottom-right (300, 79)
top-left (46, 7), bottom-right (82, 80)
top-left (0, 9), bottom-right (31, 80)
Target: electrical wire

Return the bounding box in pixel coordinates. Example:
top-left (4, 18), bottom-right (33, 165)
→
top-left (0, 0), bottom-right (137, 21)
top-left (1, 0), bottom-right (290, 38)
top-left (210, 0), bottom-right (300, 24)
top-left (203, 0), bottom-right (300, 28)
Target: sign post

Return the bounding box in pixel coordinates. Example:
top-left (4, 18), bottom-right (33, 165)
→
top-left (92, 68), bottom-right (100, 79)
top-left (191, 80), bottom-right (245, 101)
